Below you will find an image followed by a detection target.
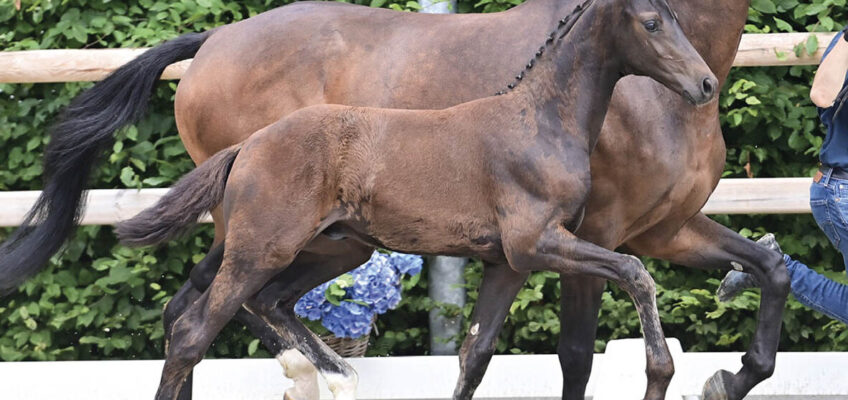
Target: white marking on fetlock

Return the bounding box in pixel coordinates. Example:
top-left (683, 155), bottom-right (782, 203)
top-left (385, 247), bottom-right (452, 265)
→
top-left (325, 371), bottom-right (358, 400)
top-left (278, 349), bottom-right (319, 400)
top-left (470, 323), bottom-right (480, 336)
top-left (731, 261), bottom-right (744, 271)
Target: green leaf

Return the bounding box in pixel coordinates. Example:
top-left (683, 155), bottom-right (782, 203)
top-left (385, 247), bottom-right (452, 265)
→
top-left (247, 339), bottom-right (259, 356)
top-left (751, 0), bottom-right (777, 14)
top-left (773, 17), bottom-right (792, 32)
top-left (805, 34), bottom-right (819, 56)
top-left (119, 166), bottom-right (136, 187)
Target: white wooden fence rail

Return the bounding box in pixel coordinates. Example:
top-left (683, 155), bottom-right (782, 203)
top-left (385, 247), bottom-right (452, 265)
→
top-left (1, 339), bottom-right (845, 400)
top-left (0, 178), bottom-right (814, 227)
top-left (0, 32), bottom-right (837, 84)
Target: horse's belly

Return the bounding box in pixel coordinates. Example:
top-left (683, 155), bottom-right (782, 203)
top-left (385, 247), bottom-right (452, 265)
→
top-left (325, 213), bottom-right (503, 260)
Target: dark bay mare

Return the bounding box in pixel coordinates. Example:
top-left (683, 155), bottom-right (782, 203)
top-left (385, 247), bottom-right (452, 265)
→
top-left (115, 0), bottom-right (717, 399)
top-left (0, 0), bottom-right (790, 399)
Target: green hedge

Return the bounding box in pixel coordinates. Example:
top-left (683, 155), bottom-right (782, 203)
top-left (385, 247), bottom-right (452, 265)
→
top-left (1, 0), bottom-right (846, 362)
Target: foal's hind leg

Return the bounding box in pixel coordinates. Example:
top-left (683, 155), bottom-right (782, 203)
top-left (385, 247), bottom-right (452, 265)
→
top-left (156, 212), bottom-right (329, 399)
top-left (163, 281), bottom-right (202, 400)
top-left (165, 244), bottom-right (303, 400)
top-left (626, 213), bottom-right (790, 400)
top-left (453, 262), bottom-right (528, 400)
top-left (183, 237), bottom-right (373, 400)
top-left (156, 249), bottom-right (295, 400)
top-left (162, 243), bottom-right (225, 400)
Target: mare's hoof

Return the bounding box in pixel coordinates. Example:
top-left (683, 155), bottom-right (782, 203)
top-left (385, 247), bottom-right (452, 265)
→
top-left (701, 369), bottom-right (733, 400)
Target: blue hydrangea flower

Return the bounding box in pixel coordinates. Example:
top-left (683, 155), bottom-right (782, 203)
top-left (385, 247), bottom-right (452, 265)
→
top-left (293, 281), bottom-right (331, 321)
top-left (388, 252), bottom-right (424, 276)
top-left (293, 251), bottom-right (423, 338)
top-left (322, 301), bottom-right (375, 338)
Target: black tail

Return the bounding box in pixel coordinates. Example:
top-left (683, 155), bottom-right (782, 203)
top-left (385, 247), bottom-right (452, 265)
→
top-left (0, 31), bottom-right (212, 295)
top-left (116, 145), bottom-right (241, 247)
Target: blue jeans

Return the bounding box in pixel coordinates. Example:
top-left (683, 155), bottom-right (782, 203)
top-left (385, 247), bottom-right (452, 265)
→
top-left (785, 170), bottom-right (848, 324)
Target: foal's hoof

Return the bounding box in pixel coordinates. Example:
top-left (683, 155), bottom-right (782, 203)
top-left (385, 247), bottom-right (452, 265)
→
top-left (701, 370), bottom-right (733, 400)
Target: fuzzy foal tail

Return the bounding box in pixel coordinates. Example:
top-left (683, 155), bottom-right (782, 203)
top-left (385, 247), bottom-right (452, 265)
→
top-left (0, 31), bottom-right (211, 295)
top-left (116, 146), bottom-right (241, 247)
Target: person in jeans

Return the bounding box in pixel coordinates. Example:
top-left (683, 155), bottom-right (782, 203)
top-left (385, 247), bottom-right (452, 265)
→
top-left (717, 27), bottom-right (848, 324)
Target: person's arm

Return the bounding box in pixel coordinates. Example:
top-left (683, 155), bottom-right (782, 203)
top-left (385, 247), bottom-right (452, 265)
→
top-left (811, 35), bottom-right (848, 108)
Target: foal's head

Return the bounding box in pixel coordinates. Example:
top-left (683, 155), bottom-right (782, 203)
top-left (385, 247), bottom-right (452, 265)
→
top-left (597, 0), bottom-right (718, 106)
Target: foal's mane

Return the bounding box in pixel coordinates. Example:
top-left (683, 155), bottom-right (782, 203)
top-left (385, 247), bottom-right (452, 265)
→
top-left (494, 0), bottom-right (594, 96)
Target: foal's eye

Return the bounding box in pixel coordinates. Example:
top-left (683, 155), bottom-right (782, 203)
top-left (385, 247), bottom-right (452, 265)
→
top-left (643, 20), bottom-right (660, 32)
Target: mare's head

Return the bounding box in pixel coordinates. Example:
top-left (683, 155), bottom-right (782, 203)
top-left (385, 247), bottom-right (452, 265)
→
top-left (599, 0), bottom-right (718, 105)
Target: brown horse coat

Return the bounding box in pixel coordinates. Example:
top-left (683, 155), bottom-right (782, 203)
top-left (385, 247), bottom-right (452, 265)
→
top-left (118, 1), bottom-right (717, 399)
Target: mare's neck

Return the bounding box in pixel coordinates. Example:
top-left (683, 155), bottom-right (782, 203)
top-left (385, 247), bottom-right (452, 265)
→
top-left (674, 0), bottom-right (750, 85)
top-left (516, 16), bottom-right (620, 152)
top-left (512, 0), bottom-right (566, 14)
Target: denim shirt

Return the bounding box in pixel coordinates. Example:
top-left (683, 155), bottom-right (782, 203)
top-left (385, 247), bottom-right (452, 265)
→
top-left (818, 29), bottom-right (848, 169)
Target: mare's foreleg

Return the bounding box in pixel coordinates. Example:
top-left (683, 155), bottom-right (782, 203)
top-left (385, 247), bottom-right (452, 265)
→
top-left (557, 275), bottom-right (606, 400)
top-left (627, 213), bottom-right (790, 400)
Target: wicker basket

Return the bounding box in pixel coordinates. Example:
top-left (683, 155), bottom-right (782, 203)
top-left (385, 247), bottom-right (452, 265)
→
top-left (320, 334), bottom-right (369, 358)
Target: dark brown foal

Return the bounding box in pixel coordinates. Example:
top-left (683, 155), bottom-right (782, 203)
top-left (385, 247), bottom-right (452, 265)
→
top-left (117, 0), bottom-right (717, 398)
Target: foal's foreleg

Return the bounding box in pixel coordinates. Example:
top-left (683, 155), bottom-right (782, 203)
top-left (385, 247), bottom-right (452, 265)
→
top-left (502, 222), bottom-right (673, 400)
top-left (626, 213), bottom-right (790, 400)
top-left (453, 263), bottom-right (528, 400)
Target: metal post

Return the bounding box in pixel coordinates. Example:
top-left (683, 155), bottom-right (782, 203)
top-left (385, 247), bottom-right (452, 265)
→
top-left (418, 0), bottom-right (464, 356)
top-left (419, 0), bottom-right (456, 13)
top-left (427, 256), bottom-right (466, 355)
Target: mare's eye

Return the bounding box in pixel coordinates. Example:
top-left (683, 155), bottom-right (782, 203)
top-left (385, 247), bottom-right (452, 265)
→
top-left (644, 20), bottom-right (660, 32)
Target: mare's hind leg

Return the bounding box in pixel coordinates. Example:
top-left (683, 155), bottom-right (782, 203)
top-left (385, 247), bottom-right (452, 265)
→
top-left (627, 213), bottom-right (790, 400)
top-left (247, 276), bottom-right (364, 400)
top-left (452, 263), bottom-right (527, 400)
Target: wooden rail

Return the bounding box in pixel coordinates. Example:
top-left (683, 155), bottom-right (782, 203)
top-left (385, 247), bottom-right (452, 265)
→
top-left (0, 32), bottom-right (837, 84)
top-left (0, 178), bottom-right (813, 227)
top-left (734, 32), bottom-right (836, 67)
